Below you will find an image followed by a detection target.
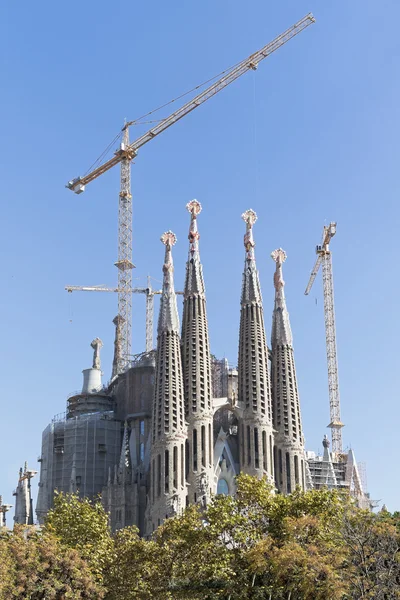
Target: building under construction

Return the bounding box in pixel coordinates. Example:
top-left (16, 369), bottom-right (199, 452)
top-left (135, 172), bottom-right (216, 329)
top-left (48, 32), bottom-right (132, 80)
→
top-left (31, 205), bottom-right (373, 534)
top-left (0, 14), bottom-right (373, 530)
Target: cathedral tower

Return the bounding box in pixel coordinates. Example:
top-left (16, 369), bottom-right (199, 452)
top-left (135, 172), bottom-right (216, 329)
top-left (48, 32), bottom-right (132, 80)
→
top-left (148, 232), bottom-right (187, 532)
top-left (181, 200), bottom-right (213, 505)
top-left (271, 248), bottom-right (305, 493)
top-left (238, 210), bottom-right (274, 483)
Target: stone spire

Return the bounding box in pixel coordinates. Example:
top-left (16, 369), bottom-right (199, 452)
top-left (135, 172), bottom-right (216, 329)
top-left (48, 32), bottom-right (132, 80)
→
top-left (148, 232), bottom-right (187, 533)
top-left (181, 200), bottom-right (213, 505)
top-left (91, 337), bottom-right (103, 370)
top-left (0, 496), bottom-right (12, 528)
top-left (112, 315), bottom-right (124, 380)
top-left (238, 210), bottom-right (274, 482)
top-left (157, 231), bottom-right (180, 334)
top-left (271, 249), bottom-right (305, 493)
top-left (321, 435), bottom-right (337, 489)
top-left (271, 249), bottom-right (292, 346)
top-left (13, 462), bottom-right (37, 525)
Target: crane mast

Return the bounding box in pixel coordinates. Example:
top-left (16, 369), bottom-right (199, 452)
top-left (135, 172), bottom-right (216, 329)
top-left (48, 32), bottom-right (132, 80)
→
top-left (305, 223), bottom-right (344, 454)
top-left (66, 13), bottom-right (315, 374)
top-left (115, 127), bottom-right (134, 370)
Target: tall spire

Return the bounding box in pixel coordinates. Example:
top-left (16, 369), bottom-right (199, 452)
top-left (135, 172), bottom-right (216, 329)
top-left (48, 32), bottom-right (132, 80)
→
top-left (241, 209), bottom-right (263, 306)
top-left (271, 249), bottom-right (292, 346)
top-left (271, 249), bottom-right (305, 494)
top-left (91, 337), bottom-right (103, 370)
top-left (321, 435), bottom-right (337, 489)
top-left (13, 463), bottom-right (37, 525)
top-left (148, 232), bottom-right (187, 533)
top-left (238, 210), bottom-right (274, 482)
top-left (112, 315), bottom-right (124, 379)
top-left (184, 200), bottom-right (205, 296)
top-left (157, 231), bottom-right (180, 333)
top-left (0, 496), bottom-right (12, 528)
top-left (181, 200), bottom-right (213, 505)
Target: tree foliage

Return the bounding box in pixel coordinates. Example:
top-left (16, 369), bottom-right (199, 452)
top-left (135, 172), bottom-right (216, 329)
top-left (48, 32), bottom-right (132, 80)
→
top-left (1, 478), bottom-right (399, 599)
top-left (45, 491), bottom-right (112, 585)
top-left (0, 526), bottom-right (104, 600)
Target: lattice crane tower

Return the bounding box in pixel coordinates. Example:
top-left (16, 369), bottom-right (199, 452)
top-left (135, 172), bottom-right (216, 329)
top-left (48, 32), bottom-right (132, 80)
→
top-left (66, 13), bottom-right (315, 374)
top-left (305, 223), bottom-right (344, 454)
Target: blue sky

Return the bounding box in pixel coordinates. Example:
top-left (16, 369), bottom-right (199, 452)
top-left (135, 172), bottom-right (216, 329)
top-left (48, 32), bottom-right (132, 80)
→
top-left (1, 0), bottom-right (399, 516)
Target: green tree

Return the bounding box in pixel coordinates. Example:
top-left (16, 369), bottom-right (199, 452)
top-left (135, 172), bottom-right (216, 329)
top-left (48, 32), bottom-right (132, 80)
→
top-left (0, 530), bottom-right (15, 599)
top-left (13, 479), bottom-right (399, 600)
top-left (104, 526), bottom-right (163, 600)
top-left (153, 503), bottom-right (235, 598)
top-left (248, 515), bottom-right (349, 599)
top-left (45, 492), bottom-right (113, 585)
top-left (343, 509), bottom-right (400, 599)
top-left (0, 525), bottom-right (104, 600)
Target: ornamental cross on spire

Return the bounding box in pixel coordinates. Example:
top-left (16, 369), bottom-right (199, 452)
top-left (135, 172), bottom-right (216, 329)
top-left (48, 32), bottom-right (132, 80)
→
top-left (186, 200), bottom-right (201, 257)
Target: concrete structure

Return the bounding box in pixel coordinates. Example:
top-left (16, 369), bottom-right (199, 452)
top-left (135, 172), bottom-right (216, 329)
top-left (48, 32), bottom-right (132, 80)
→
top-left (271, 249), bottom-right (306, 493)
top-left (33, 203), bottom-right (372, 534)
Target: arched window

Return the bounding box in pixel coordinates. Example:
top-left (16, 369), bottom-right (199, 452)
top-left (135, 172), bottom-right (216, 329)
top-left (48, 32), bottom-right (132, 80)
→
top-left (217, 478), bottom-right (229, 495)
top-left (294, 455), bottom-right (299, 485)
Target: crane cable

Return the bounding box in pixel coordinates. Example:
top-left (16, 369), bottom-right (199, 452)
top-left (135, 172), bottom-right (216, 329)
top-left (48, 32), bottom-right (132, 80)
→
top-left (84, 56), bottom-right (247, 176)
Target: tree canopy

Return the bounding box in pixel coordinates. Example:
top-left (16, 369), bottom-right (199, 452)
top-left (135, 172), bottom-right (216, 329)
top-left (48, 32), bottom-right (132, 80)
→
top-left (1, 476), bottom-right (399, 599)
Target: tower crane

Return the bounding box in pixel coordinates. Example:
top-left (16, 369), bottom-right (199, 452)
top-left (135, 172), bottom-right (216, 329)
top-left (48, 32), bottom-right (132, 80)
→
top-left (66, 13), bottom-right (315, 374)
top-left (305, 223), bottom-right (344, 454)
top-left (66, 278), bottom-right (183, 353)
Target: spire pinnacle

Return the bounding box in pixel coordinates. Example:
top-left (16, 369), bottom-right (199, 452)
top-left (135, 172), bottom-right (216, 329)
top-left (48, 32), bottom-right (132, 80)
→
top-left (187, 199), bottom-right (202, 253)
top-left (91, 337), bottom-right (103, 370)
top-left (112, 315), bottom-right (124, 379)
top-left (241, 209), bottom-right (262, 306)
top-left (158, 231), bottom-right (179, 333)
top-left (184, 200), bottom-right (205, 297)
top-left (321, 434), bottom-right (337, 489)
top-left (271, 248), bottom-right (292, 347)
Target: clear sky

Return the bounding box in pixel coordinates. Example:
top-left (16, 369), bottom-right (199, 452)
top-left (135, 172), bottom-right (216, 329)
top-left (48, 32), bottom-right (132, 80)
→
top-left (1, 0), bottom-right (399, 517)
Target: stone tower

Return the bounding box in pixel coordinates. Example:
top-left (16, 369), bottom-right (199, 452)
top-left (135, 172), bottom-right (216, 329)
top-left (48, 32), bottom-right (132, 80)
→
top-left (181, 200), bottom-right (214, 506)
top-left (13, 462), bottom-right (37, 525)
top-left (238, 210), bottom-right (274, 483)
top-left (271, 248), bottom-right (305, 493)
top-left (148, 231), bottom-right (187, 532)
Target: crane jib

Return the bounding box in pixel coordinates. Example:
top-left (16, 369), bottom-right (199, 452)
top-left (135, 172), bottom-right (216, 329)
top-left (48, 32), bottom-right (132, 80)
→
top-left (66, 13), bottom-right (315, 193)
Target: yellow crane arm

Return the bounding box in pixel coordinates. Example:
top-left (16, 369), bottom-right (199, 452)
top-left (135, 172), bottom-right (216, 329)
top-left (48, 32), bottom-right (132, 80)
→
top-left (304, 254), bottom-right (322, 296)
top-left (66, 13), bottom-right (315, 193)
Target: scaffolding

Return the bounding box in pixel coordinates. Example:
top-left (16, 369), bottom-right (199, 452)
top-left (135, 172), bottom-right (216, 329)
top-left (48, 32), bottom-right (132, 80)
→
top-left (37, 411), bottom-right (122, 522)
